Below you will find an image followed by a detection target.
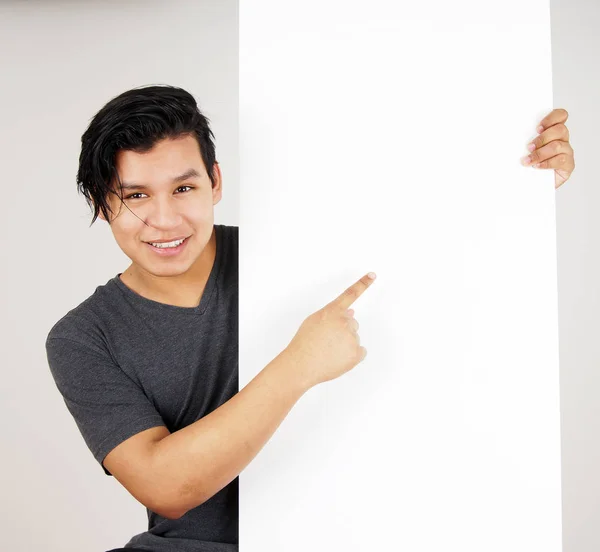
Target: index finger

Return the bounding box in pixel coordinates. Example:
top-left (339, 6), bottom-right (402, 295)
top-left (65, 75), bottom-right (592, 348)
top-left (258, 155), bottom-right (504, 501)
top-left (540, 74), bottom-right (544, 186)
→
top-left (331, 272), bottom-right (377, 310)
top-left (538, 108), bottom-right (569, 133)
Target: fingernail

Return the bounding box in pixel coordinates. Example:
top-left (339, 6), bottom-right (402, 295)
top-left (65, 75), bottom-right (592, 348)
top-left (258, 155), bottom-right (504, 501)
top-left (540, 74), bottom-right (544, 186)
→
top-left (527, 143), bottom-right (536, 152)
top-left (534, 163), bottom-right (541, 168)
top-left (537, 125), bottom-right (544, 133)
top-left (368, 272), bottom-right (376, 280)
top-left (521, 155), bottom-right (531, 165)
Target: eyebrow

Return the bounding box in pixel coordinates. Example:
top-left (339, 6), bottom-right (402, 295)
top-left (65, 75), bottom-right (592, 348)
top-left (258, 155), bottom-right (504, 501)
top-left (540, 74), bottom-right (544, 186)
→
top-left (119, 168), bottom-right (202, 191)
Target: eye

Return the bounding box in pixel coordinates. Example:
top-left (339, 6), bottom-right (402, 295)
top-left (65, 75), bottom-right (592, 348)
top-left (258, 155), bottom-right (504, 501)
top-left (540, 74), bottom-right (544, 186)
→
top-left (124, 192), bottom-right (146, 200)
top-left (176, 185), bottom-right (194, 193)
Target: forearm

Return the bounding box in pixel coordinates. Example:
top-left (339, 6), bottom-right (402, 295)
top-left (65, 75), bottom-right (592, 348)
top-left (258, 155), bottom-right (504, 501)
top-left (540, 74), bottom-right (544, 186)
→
top-left (150, 348), bottom-right (308, 518)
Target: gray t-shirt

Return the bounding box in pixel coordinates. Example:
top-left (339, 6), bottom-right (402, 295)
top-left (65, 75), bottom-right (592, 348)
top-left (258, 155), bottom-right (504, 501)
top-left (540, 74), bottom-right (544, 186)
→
top-left (45, 224), bottom-right (239, 552)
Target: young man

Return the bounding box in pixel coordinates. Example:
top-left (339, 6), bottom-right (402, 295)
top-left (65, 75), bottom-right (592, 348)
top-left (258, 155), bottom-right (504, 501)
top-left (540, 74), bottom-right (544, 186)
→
top-left (45, 85), bottom-right (575, 552)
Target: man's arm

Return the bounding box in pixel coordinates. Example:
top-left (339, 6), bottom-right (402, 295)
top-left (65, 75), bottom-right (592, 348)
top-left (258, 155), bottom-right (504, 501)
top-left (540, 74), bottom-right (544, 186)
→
top-left (115, 348), bottom-right (307, 519)
top-left (155, 349), bottom-right (307, 517)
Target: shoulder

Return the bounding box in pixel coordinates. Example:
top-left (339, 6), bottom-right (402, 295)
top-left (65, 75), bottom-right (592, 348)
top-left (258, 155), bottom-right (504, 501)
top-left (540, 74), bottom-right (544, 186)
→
top-left (217, 223), bottom-right (238, 258)
top-left (219, 223), bottom-right (238, 242)
top-left (45, 279), bottom-right (117, 354)
top-left (214, 224), bottom-right (238, 292)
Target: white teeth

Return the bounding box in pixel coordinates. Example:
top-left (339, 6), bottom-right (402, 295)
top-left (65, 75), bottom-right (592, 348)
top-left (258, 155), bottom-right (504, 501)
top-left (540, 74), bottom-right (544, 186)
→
top-left (149, 238), bottom-right (185, 249)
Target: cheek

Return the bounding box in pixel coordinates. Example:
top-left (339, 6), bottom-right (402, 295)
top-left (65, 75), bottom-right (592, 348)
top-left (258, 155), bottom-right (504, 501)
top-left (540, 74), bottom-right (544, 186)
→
top-left (111, 220), bottom-right (144, 245)
top-left (184, 198), bottom-right (213, 221)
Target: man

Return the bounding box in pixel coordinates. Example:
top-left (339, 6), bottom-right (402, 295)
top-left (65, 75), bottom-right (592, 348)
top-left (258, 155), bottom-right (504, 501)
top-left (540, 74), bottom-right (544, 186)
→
top-left (45, 85), bottom-right (575, 552)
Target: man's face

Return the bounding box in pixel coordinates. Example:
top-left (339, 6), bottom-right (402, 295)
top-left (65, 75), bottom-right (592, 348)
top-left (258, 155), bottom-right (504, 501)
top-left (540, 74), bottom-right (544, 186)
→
top-left (99, 134), bottom-right (222, 279)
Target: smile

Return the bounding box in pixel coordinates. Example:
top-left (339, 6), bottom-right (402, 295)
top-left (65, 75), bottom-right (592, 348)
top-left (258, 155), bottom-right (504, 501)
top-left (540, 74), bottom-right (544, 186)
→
top-left (145, 236), bottom-right (190, 256)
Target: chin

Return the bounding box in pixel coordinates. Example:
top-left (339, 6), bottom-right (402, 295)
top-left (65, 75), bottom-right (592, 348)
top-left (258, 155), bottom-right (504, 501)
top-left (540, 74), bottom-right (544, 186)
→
top-left (146, 264), bottom-right (193, 278)
top-left (128, 248), bottom-right (194, 278)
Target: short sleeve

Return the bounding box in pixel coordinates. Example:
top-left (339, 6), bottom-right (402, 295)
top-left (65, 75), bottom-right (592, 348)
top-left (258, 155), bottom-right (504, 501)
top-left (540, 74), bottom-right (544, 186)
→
top-left (45, 334), bottom-right (166, 476)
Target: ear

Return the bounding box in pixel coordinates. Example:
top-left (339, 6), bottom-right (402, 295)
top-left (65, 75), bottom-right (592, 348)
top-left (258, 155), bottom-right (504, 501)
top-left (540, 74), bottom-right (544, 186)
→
top-left (95, 203), bottom-right (108, 222)
top-left (95, 201), bottom-right (113, 223)
top-left (211, 162), bottom-right (223, 205)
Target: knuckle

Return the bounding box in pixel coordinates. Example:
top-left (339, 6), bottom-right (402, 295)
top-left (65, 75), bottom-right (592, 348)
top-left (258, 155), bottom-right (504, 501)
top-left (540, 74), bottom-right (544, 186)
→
top-left (345, 287), bottom-right (357, 299)
top-left (557, 123), bottom-right (569, 140)
top-left (559, 153), bottom-right (568, 166)
top-left (314, 309), bottom-right (327, 322)
top-left (551, 141), bottom-right (562, 155)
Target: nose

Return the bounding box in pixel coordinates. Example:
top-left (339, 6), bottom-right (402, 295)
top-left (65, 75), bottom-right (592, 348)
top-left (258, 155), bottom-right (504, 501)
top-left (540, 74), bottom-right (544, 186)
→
top-left (145, 196), bottom-right (183, 229)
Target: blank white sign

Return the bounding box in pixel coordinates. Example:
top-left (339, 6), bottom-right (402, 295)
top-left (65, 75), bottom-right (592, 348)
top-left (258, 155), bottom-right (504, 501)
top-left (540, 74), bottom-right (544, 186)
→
top-left (239, 1), bottom-right (562, 550)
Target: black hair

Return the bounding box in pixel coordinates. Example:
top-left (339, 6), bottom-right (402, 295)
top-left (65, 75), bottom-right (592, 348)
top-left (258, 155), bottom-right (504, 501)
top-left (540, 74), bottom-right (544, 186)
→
top-left (76, 84), bottom-right (217, 226)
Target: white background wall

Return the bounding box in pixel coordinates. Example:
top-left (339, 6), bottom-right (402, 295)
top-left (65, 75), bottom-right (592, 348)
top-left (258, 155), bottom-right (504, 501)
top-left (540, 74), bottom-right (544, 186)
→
top-left (0, 1), bottom-right (598, 551)
top-left (552, 1), bottom-right (600, 551)
top-left (0, 1), bottom-right (238, 550)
